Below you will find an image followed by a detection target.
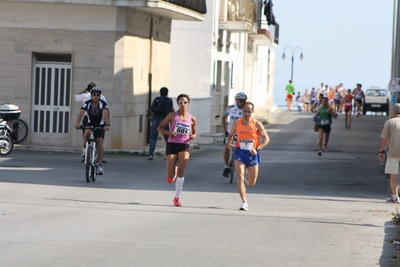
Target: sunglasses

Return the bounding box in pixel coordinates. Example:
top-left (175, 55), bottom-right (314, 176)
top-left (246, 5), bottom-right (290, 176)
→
top-left (178, 101), bottom-right (189, 105)
top-left (91, 93), bottom-right (101, 96)
top-left (243, 110), bottom-right (252, 114)
top-left (238, 99), bottom-right (246, 103)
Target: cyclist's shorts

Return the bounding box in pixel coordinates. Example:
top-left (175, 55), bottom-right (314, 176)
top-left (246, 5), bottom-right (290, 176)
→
top-left (166, 142), bottom-right (190, 155)
top-left (234, 148), bottom-right (260, 167)
top-left (87, 124), bottom-right (105, 139)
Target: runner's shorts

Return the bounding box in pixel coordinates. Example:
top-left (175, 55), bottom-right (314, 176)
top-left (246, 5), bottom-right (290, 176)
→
top-left (318, 124), bottom-right (331, 133)
top-left (166, 142), bottom-right (190, 155)
top-left (234, 148), bottom-right (260, 167)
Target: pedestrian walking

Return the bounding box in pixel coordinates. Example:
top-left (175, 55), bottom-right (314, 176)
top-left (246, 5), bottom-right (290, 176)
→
top-left (227, 102), bottom-right (270, 211)
top-left (285, 80), bottom-right (295, 111)
top-left (157, 94), bottom-right (197, 207)
top-left (147, 87), bottom-right (174, 160)
top-left (378, 103), bottom-right (400, 203)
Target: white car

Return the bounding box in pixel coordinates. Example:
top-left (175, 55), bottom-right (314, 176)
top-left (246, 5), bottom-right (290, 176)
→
top-left (362, 88), bottom-right (389, 115)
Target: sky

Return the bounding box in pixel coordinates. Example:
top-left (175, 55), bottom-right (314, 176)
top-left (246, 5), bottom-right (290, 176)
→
top-left (272, 0), bottom-right (394, 106)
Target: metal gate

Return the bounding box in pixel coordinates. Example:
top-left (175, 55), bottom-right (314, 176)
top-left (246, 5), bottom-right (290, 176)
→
top-left (31, 63), bottom-right (71, 145)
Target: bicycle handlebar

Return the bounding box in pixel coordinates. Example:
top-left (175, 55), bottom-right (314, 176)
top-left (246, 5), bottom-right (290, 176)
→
top-left (77, 125), bottom-right (105, 131)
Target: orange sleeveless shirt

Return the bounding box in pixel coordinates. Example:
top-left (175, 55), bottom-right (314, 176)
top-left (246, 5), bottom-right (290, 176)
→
top-left (235, 118), bottom-right (259, 149)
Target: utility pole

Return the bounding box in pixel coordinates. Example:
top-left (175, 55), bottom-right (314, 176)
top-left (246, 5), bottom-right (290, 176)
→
top-left (392, 0), bottom-right (400, 105)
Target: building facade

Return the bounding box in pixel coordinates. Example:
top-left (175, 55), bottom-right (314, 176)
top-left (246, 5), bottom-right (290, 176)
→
top-left (0, 0), bottom-right (205, 148)
top-left (169, 0), bottom-right (279, 135)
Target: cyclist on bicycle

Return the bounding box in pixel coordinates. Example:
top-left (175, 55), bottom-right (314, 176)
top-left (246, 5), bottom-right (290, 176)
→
top-left (75, 82), bottom-right (108, 160)
top-left (221, 92), bottom-right (247, 177)
top-left (75, 87), bottom-right (110, 175)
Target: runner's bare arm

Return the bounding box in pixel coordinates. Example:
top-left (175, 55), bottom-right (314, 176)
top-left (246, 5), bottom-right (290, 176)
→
top-left (227, 121), bottom-right (237, 149)
top-left (256, 121), bottom-right (270, 150)
top-left (190, 116), bottom-right (197, 141)
top-left (157, 113), bottom-right (175, 138)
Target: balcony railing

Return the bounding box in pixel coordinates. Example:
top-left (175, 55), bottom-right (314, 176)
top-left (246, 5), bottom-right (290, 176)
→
top-left (163, 0), bottom-right (207, 14)
top-left (220, 0), bottom-right (257, 24)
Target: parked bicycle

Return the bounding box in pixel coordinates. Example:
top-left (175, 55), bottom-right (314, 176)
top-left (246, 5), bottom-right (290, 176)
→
top-left (80, 125), bottom-right (102, 183)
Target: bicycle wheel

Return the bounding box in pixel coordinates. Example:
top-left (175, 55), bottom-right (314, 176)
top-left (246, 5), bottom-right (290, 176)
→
top-left (7, 119), bottom-right (28, 144)
top-left (85, 145), bottom-right (93, 183)
top-left (0, 136), bottom-right (13, 156)
top-left (92, 147), bottom-right (97, 182)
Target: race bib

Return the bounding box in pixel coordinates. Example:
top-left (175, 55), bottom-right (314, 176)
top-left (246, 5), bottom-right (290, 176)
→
top-left (345, 102), bottom-right (351, 106)
top-left (174, 122), bottom-right (191, 135)
top-left (239, 139), bottom-right (254, 150)
top-left (320, 119), bottom-right (329, 125)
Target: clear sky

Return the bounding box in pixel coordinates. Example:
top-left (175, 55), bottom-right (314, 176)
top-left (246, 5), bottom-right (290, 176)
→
top-left (272, 0), bottom-right (394, 106)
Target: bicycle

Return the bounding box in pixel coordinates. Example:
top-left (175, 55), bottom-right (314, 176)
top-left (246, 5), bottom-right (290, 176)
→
top-left (0, 118), bottom-right (28, 144)
top-left (80, 125), bottom-right (102, 183)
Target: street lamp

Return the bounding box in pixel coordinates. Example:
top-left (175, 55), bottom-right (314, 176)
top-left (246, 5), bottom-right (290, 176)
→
top-left (282, 46), bottom-right (304, 81)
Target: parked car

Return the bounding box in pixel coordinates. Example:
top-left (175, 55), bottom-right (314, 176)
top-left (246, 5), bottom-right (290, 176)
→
top-left (362, 87), bottom-right (389, 115)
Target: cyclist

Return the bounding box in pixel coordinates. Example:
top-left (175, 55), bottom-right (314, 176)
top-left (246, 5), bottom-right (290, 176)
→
top-left (74, 87), bottom-right (110, 175)
top-left (227, 102), bottom-right (270, 211)
top-left (221, 92), bottom-right (247, 177)
top-left (75, 82), bottom-right (108, 161)
top-left (157, 94), bottom-right (197, 207)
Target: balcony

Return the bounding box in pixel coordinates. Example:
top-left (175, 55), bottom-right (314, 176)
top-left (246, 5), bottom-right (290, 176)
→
top-left (249, 21), bottom-right (279, 46)
top-left (10, 0), bottom-right (206, 21)
top-left (219, 0), bottom-right (258, 33)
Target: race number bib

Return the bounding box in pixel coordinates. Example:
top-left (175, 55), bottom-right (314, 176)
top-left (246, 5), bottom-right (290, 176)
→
top-left (320, 119), bottom-right (329, 125)
top-left (345, 102), bottom-right (351, 106)
top-left (174, 122), bottom-right (191, 135)
top-left (239, 139), bottom-right (254, 150)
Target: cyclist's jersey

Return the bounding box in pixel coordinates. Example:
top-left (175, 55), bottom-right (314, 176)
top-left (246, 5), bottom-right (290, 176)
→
top-left (81, 99), bottom-right (109, 126)
top-left (169, 111), bottom-right (192, 144)
top-left (224, 104), bottom-right (243, 133)
top-left (235, 118), bottom-right (259, 150)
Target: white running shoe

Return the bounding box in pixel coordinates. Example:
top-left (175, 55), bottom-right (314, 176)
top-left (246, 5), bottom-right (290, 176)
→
top-left (97, 166), bottom-right (104, 175)
top-left (239, 201), bottom-right (249, 211)
top-left (81, 147), bottom-right (86, 157)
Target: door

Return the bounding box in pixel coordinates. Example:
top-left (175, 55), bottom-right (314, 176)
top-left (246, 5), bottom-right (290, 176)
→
top-left (31, 61), bottom-right (71, 145)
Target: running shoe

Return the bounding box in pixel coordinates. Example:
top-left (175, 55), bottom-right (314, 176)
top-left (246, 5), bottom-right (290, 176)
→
top-left (239, 201), bottom-right (249, 211)
top-left (345, 123), bottom-right (348, 129)
top-left (97, 166), bottom-right (104, 175)
top-left (166, 166), bottom-right (178, 184)
top-left (222, 167), bottom-right (230, 177)
top-left (81, 147), bottom-right (86, 157)
top-left (348, 124), bottom-right (351, 129)
top-left (387, 195), bottom-right (400, 203)
top-left (147, 155), bottom-right (153, 160)
top-left (317, 150), bottom-right (322, 156)
top-left (173, 197), bottom-right (181, 206)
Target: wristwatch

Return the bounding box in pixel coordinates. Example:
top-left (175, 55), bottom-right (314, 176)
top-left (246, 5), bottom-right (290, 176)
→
top-left (256, 147), bottom-right (261, 152)
top-left (379, 151), bottom-right (384, 154)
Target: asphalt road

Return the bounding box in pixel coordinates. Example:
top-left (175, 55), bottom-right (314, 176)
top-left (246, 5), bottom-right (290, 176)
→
top-left (0, 111), bottom-right (396, 267)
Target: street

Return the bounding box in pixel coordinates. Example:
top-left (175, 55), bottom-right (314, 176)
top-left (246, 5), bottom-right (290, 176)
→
top-left (0, 111), bottom-right (396, 267)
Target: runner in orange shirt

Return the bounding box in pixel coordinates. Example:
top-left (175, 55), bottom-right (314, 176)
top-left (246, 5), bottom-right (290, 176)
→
top-left (227, 102), bottom-right (270, 211)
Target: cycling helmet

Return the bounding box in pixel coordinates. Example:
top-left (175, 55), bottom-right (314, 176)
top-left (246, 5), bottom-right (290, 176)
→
top-left (90, 87), bottom-right (102, 94)
top-left (235, 92), bottom-right (247, 100)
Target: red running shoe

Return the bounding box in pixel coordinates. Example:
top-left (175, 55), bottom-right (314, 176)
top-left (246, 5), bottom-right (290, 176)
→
top-left (173, 197), bottom-right (181, 206)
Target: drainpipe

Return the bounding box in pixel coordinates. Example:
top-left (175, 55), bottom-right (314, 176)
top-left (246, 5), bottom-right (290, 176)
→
top-left (147, 15), bottom-right (154, 143)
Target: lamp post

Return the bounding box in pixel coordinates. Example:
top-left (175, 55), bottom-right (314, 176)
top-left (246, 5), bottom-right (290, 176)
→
top-left (282, 46), bottom-right (304, 81)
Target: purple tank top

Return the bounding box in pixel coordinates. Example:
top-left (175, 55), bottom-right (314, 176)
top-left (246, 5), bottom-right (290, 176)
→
top-left (168, 111), bottom-right (192, 144)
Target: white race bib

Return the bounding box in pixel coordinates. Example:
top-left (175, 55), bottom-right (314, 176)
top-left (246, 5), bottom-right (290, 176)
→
top-left (174, 122), bottom-right (191, 135)
top-left (239, 139), bottom-right (254, 150)
top-left (320, 119), bottom-right (329, 125)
